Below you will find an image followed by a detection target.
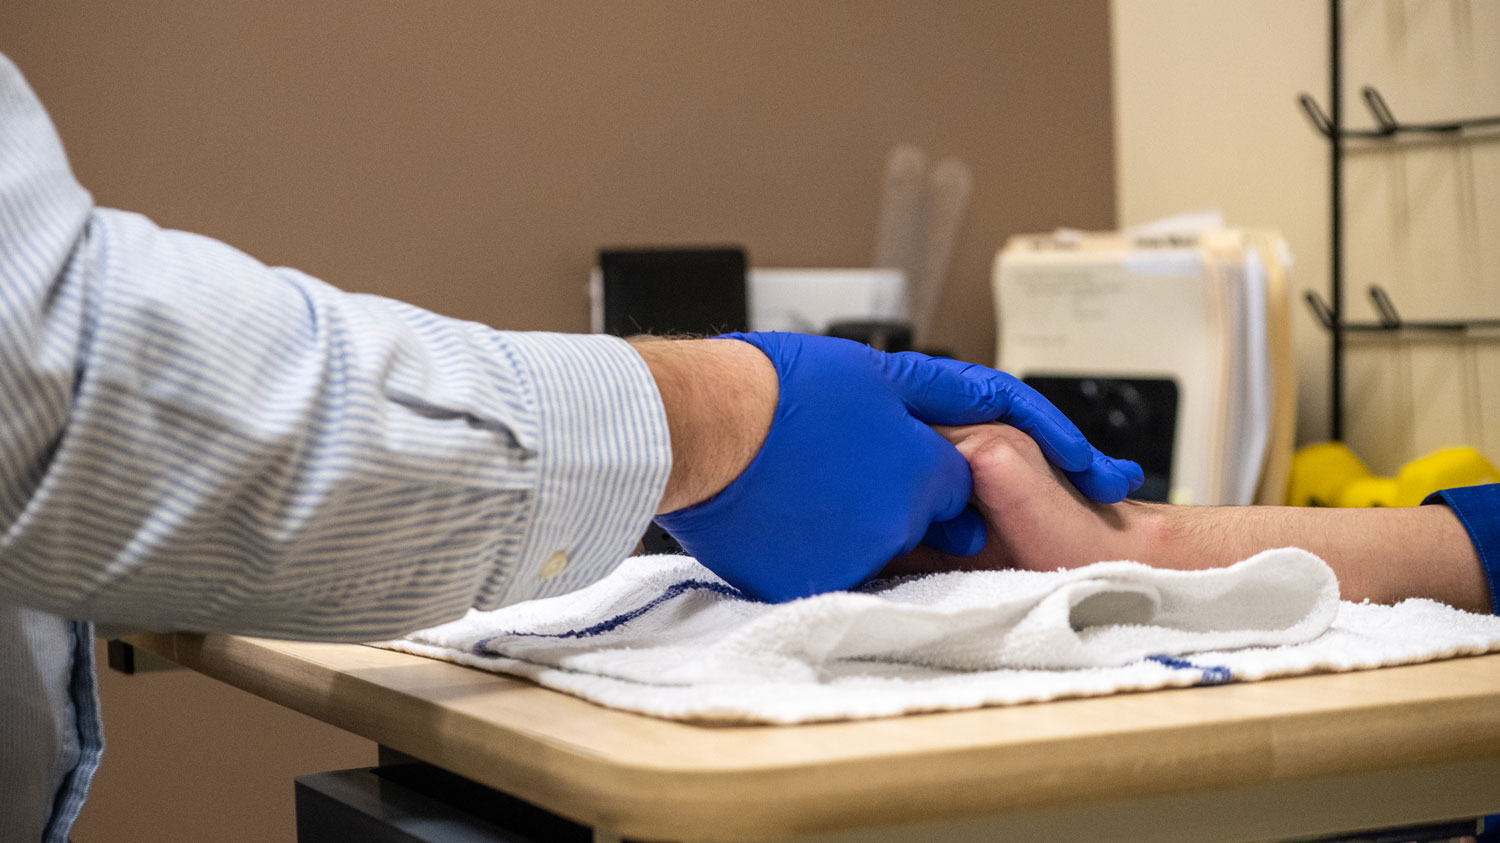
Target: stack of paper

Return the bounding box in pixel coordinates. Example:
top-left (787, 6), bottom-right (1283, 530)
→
top-left (994, 220), bottom-right (1294, 506)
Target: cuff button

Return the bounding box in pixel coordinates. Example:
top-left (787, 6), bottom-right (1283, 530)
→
top-left (539, 550), bottom-right (569, 580)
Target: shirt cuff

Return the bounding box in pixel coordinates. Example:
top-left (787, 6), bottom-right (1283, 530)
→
top-left (488, 332), bottom-right (672, 607)
top-left (1423, 484), bottom-right (1500, 616)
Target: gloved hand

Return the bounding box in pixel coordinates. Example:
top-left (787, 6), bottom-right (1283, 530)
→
top-left (654, 332), bottom-right (1142, 602)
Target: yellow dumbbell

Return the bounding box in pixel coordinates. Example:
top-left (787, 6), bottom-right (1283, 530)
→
top-left (1390, 446), bottom-right (1500, 507)
top-left (1285, 442), bottom-right (1372, 507)
top-left (1286, 443), bottom-right (1500, 507)
top-left (1336, 475), bottom-right (1401, 508)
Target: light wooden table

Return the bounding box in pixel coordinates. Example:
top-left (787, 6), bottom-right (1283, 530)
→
top-left (127, 632), bottom-right (1500, 843)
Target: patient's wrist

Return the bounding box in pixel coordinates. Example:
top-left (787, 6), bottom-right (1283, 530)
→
top-left (1127, 502), bottom-right (1202, 570)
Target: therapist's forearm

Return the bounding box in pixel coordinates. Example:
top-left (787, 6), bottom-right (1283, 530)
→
top-left (631, 337), bottom-right (778, 514)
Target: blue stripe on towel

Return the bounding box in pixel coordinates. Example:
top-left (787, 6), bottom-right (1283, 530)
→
top-left (1146, 655), bottom-right (1232, 685)
top-left (472, 578), bottom-right (747, 656)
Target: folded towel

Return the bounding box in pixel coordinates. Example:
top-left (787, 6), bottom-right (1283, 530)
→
top-left (377, 548), bottom-right (1500, 723)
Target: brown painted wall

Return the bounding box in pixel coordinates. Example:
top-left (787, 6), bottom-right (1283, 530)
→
top-left (2, 2), bottom-right (1114, 840)
top-left (4, 0), bottom-right (1113, 364)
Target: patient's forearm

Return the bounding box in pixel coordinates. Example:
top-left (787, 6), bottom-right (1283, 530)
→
top-left (1135, 502), bottom-right (1489, 613)
top-left (900, 423), bottom-right (1491, 612)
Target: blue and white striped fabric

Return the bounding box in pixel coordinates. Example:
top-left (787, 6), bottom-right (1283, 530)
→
top-left (0, 52), bottom-right (671, 840)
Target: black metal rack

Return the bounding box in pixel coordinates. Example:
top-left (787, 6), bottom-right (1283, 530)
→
top-left (1297, 0), bottom-right (1500, 440)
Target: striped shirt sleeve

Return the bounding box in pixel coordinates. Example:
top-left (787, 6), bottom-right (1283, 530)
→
top-left (0, 53), bottom-right (671, 641)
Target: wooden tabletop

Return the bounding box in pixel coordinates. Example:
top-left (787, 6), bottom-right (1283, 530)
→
top-left (127, 632), bottom-right (1500, 842)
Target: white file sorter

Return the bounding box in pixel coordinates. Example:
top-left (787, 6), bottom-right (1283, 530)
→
top-left (995, 227), bottom-right (1294, 505)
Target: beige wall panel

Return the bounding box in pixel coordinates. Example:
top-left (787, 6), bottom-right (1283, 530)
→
top-left (1344, 341), bottom-right (1416, 471)
top-left (1111, 0), bottom-right (1332, 445)
top-left (1114, 0), bottom-right (1500, 472)
top-left (1406, 341), bottom-right (1485, 456)
top-left (1481, 345), bottom-right (1500, 448)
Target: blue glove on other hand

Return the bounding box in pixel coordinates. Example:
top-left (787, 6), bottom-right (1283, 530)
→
top-left (653, 332), bottom-right (1142, 602)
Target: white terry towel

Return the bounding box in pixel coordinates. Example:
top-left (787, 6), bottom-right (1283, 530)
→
top-left (378, 548), bottom-right (1500, 723)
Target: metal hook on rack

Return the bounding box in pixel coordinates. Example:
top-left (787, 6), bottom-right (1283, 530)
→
top-left (1297, 94), bottom-right (1335, 139)
top-left (1368, 285), bottom-right (1402, 329)
top-left (1361, 86), bottom-right (1500, 135)
top-left (1304, 289), bottom-right (1336, 330)
top-left (1305, 285), bottom-right (1500, 333)
top-left (1299, 87), bottom-right (1500, 140)
top-left (1361, 87), bottom-right (1400, 135)
top-left (1298, 91), bottom-right (1391, 139)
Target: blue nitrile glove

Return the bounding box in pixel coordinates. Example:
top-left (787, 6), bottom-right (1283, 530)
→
top-left (654, 332), bottom-right (1142, 603)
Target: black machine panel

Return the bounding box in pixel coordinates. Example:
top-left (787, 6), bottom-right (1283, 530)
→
top-left (1021, 375), bottom-right (1179, 503)
top-left (599, 247), bottom-right (748, 338)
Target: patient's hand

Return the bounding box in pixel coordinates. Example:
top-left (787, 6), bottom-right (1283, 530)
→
top-left (883, 424), bottom-right (1153, 577)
